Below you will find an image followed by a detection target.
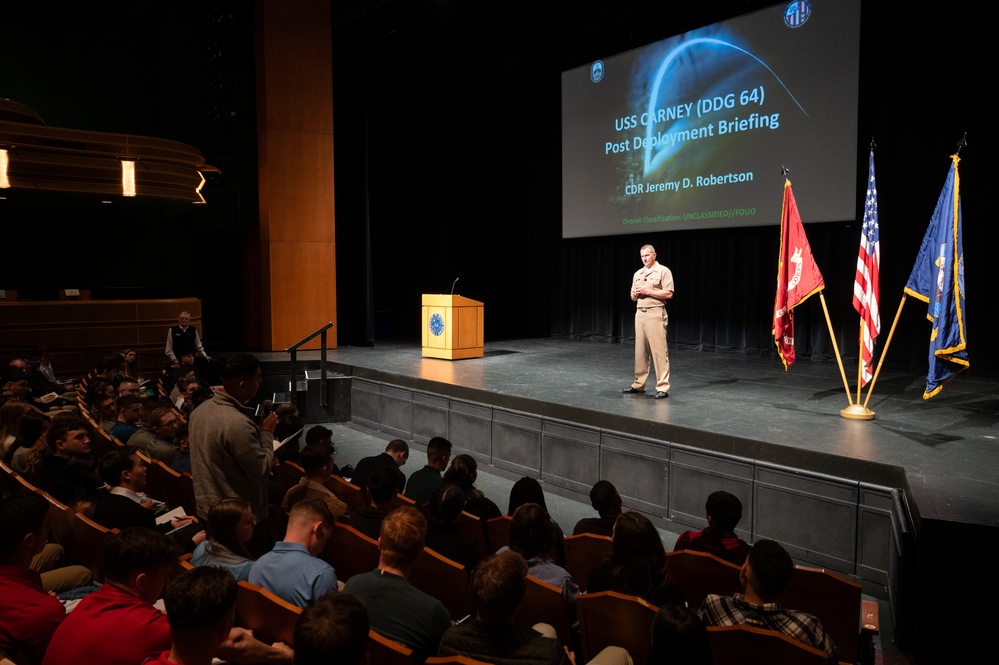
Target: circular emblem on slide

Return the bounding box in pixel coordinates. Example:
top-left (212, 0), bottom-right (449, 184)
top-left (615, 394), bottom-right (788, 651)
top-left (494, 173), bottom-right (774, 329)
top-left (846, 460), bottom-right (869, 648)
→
top-left (590, 60), bottom-right (604, 83)
top-left (783, 1), bottom-right (812, 28)
top-left (429, 313), bottom-right (445, 337)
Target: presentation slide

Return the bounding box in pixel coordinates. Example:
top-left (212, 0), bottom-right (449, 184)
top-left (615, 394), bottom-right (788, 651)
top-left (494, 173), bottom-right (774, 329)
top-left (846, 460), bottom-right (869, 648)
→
top-left (562, 0), bottom-right (860, 239)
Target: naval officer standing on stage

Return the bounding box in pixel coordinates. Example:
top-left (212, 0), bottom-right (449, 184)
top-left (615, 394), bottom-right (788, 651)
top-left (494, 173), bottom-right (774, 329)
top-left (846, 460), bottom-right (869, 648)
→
top-left (623, 244), bottom-right (673, 399)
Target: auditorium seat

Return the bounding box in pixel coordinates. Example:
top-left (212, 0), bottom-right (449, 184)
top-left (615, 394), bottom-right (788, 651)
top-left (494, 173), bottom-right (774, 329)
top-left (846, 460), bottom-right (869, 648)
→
top-left (235, 581), bottom-right (302, 646)
top-left (576, 591), bottom-right (657, 665)
top-left (409, 546), bottom-right (473, 621)
top-left (563, 533), bottom-right (612, 593)
top-left (486, 515), bottom-right (512, 552)
top-left (276, 460), bottom-right (306, 493)
top-left (665, 549), bottom-right (743, 609)
top-left (367, 629), bottom-right (420, 665)
top-left (323, 522), bottom-right (379, 581)
top-left (782, 564), bottom-right (878, 665)
top-left (325, 475), bottom-right (366, 511)
top-left (67, 510), bottom-right (120, 582)
top-left (509, 574), bottom-right (574, 647)
top-left (706, 624), bottom-right (829, 664)
top-left (426, 656), bottom-right (496, 665)
top-left (456, 510), bottom-right (490, 558)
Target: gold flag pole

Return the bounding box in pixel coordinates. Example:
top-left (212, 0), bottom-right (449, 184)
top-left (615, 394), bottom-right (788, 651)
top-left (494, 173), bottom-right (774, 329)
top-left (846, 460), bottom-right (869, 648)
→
top-left (862, 295), bottom-right (908, 409)
top-left (817, 292), bottom-right (854, 407)
top-left (843, 319), bottom-right (876, 419)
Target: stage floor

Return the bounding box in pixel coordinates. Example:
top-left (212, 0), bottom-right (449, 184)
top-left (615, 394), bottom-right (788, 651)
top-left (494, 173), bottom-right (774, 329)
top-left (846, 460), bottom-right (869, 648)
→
top-left (273, 338), bottom-right (999, 528)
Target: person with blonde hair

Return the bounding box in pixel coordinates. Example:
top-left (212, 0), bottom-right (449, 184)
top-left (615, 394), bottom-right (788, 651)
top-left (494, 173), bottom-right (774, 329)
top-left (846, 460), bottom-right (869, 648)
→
top-left (344, 506), bottom-right (450, 660)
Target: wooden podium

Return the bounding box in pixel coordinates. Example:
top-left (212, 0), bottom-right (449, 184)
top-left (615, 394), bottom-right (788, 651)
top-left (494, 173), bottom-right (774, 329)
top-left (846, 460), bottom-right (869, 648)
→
top-left (421, 294), bottom-right (484, 360)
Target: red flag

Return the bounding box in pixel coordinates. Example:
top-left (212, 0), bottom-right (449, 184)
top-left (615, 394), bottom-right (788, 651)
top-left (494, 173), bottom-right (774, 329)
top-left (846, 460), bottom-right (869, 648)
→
top-left (773, 180), bottom-right (825, 369)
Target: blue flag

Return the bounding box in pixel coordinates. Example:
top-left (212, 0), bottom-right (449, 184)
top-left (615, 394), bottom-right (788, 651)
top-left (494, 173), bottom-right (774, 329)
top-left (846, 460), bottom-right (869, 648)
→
top-left (904, 154), bottom-right (968, 399)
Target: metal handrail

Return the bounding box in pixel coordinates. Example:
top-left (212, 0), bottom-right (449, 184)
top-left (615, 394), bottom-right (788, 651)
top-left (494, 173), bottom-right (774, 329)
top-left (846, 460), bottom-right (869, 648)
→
top-left (284, 322), bottom-right (334, 408)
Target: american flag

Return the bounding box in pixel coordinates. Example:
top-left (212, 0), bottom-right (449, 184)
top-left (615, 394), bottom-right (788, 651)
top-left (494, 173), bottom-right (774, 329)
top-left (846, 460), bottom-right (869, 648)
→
top-left (853, 150), bottom-right (881, 385)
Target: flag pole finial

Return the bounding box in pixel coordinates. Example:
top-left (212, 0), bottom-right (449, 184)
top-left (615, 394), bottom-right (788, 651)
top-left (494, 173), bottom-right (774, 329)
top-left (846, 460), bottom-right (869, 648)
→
top-left (869, 137), bottom-right (877, 151)
top-left (780, 164), bottom-right (790, 181)
top-left (956, 132), bottom-right (968, 155)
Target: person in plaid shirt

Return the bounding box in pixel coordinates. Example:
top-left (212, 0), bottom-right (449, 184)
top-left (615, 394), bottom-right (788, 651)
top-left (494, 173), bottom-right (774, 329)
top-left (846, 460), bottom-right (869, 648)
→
top-left (698, 539), bottom-right (837, 663)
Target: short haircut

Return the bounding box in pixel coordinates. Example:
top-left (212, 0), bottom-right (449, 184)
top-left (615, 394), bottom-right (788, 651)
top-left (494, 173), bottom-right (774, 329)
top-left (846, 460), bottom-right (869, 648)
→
top-left (367, 466), bottom-right (400, 504)
top-left (706, 490), bottom-right (743, 532)
top-left (100, 445), bottom-right (140, 486)
top-left (220, 354), bottom-right (260, 381)
top-left (104, 528), bottom-right (180, 585)
top-left (470, 551), bottom-right (528, 623)
top-left (590, 480), bottom-right (621, 516)
top-left (300, 441), bottom-right (335, 476)
top-left (378, 506), bottom-right (426, 567)
top-left (746, 539), bottom-right (794, 602)
top-left (426, 436), bottom-right (452, 464)
top-left (386, 439), bottom-right (409, 455)
top-left (175, 365), bottom-right (196, 381)
top-left (0, 493), bottom-right (49, 558)
top-left (97, 354), bottom-right (121, 373)
top-left (118, 378), bottom-right (140, 388)
top-left (164, 566), bottom-right (237, 632)
top-left (288, 498), bottom-right (335, 530)
top-left (649, 603), bottom-right (711, 665)
top-left (305, 425), bottom-right (333, 445)
top-left (116, 395), bottom-right (143, 414)
top-left (46, 415), bottom-right (87, 451)
top-left (508, 503), bottom-right (554, 560)
top-left (145, 406), bottom-right (174, 428)
top-left (641, 244), bottom-right (656, 253)
top-left (294, 592), bottom-right (369, 665)
top-left (274, 416), bottom-right (305, 444)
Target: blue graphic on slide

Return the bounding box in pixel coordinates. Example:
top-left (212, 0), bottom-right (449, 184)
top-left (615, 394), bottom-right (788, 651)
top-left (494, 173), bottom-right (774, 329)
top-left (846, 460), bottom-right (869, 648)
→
top-left (642, 37), bottom-right (806, 178)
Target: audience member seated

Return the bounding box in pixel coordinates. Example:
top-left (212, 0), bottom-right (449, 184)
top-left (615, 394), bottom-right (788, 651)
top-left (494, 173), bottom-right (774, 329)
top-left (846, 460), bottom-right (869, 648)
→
top-left (151, 566), bottom-right (238, 665)
top-left (43, 528), bottom-right (182, 665)
top-left (347, 466), bottom-right (400, 539)
top-left (443, 454), bottom-right (502, 521)
top-left (169, 365), bottom-right (198, 403)
top-left (304, 426), bottom-right (344, 477)
top-left (294, 592), bottom-right (369, 665)
top-left (507, 476), bottom-right (566, 565)
top-left (439, 551), bottom-right (631, 665)
top-left (249, 498), bottom-right (337, 608)
top-left (404, 435), bottom-right (452, 505)
top-left (6, 359), bottom-right (72, 415)
top-left (93, 394), bottom-right (117, 434)
top-left (6, 411), bottom-right (49, 474)
top-left (173, 422), bottom-right (192, 474)
top-left (129, 406), bottom-right (182, 467)
top-left (698, 539), bottom-right (838, 664)
top-left (83, 354), bottom-right (121, 405)
top-left (92, 446), bottom-right (205, 552)
top-left (281, 441), bottom-right (349, 522)
top-left (109, 395), bottom-right (144, 443)
top-left (174, 378), bottom-right (201, 416)
top-left (0, 400), bottom-right (33, 456)
top-left (0, 494), bottom-right (73, 664)
top-left (0, 367), bottom-right (34, 411)
top-left (673, 490), bottom-right (752, 566)
top-left (26, 415), bottom-right (103, 510)
top-left (587, 511), bottom-right (684, 607)
top-left (505, 503), bottom-right (579, 607)
top-left (648, 604), bottom-right (711, 665)
top-left (191, 498), bottom-right (257, 581)
top-left (117, 377), bottom-right (141, 399)
top-left (274, 415), bottom-right (306, 464)
top-left (351, 438), bottom-right (408, 492)
top-left (44, 527), bottom-right (290, 665)
top-left (572, 480), bottom-right (623, 537)
top-left (120, 348), bottom-right (143, 383)
top-left (425, 484), bottom-right (482, 571)
top-left (344, 506), bottom-right (451, 660)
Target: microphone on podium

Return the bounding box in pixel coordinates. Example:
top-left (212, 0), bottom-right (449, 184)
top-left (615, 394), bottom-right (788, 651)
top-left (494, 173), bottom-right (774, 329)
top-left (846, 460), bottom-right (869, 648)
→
top-left (451, 277), bottom-right (460, 295)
